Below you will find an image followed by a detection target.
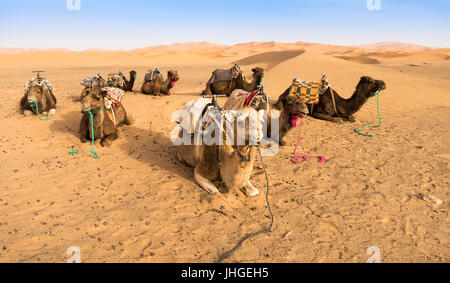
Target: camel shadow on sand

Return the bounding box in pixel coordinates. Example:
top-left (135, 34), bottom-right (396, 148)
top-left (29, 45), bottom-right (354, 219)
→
top-left (119, 125), bottom-right (195, 184)
top-left (49, 110), bottom-right (82, 139)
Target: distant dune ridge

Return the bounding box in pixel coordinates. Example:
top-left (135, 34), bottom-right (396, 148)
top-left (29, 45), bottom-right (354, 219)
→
top-left (1, 41), bottom-right (448, 68)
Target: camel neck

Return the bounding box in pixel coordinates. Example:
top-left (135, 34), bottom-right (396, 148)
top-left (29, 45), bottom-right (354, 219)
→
top-left (334, 88), bottom-right (370, 116)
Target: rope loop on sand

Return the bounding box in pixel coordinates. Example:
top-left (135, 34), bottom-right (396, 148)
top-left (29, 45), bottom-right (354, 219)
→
top-left (291, 117), bottom-right (326, 164)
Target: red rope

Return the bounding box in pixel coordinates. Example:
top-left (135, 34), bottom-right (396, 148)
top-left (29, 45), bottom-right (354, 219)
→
top-left (291, 117), bottom-right (326, 164)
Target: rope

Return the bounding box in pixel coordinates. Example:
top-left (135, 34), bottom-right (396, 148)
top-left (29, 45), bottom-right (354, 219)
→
top-left (291, 117), bottom-right (326, 164)
top-left (69, 108), bottom-right (99, 159)
top-left (216, 147), bottom-right (273, 263)
top-left (30, 100), bottom-right (54, 121)
top-left (355, 89), bottom-right (382, 138)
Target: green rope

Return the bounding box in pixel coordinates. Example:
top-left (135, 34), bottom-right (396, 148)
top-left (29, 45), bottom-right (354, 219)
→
top-left (30, 100), bottom-right (54, 121)
top-left (355, 89), bottom-right (382, 138)
top-left (69, 108), bottom-right (99, 159)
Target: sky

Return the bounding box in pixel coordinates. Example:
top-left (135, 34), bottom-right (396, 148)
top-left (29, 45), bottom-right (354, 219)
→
top-left (0, 0), bottom-right (449, 50)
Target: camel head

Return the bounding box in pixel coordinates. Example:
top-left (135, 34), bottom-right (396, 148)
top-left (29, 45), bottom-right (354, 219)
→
top-left (26, 84), bottom-right (47, 105)
top-left (130, 70), bottom-right (137, 79)
top-left (168, 70), bottom-right (179, 87)
top-left (81, 88), bottom-right (105, 113)
top-left (357, 76), bottom-right (386, 97)
top-left (275, 90), bottom-right (309, 118)
top-left (252, 67), bottom-right (265, 85)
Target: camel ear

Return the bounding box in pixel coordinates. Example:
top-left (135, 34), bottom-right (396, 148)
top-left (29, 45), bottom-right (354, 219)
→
top-left (101, 90), bottom-right (108, 97)
top-left (252, 68), bottom-right (256, 73)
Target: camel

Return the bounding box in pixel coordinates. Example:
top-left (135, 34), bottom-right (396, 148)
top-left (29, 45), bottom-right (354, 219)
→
top-left (305, 76), bottom-right (387, 123)
top-left (201, 67), bottom-right (265, 97)
top-left (174, 99), bottom-right (262, 197)
top-left (79, 88), bottom-right (134, 147)
top-left (121, 70), bottom-right (137, 92)
top-left (174, 89), bottom-right (308, 197)
top-left (141, 70), bottom-right (179, 96)
top-left (106, 71), bottom-right (137, 92)
top-left (21, 77), bottom-right (57, 117)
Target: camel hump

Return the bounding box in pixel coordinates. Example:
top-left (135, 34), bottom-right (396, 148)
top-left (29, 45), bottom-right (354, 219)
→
top-left (144, 69), bottom-right (162, 82)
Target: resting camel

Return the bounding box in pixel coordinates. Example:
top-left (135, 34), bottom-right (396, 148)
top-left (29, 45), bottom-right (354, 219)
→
top-left (79, 88), bottom-right (134, 147)
top-left (201, 67), bottom-right (265, 97)
top-left (175, 88), bottom-right (308, 197)
top-left (21, 78), bottom-right (57, 117)
top-left (303, 76), bottom-right (387, 123)
top-left (141, 70), bottom-right (179, 96)
top-left (121, 70), bottom-right (137, 92)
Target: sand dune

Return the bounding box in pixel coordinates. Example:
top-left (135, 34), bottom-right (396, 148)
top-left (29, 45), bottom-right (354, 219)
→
top-left (0, 42), bottom-right (449, 263)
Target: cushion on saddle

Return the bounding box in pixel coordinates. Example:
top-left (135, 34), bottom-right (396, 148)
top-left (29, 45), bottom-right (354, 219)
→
top-left (207, 64), bottom-right (242, 84)
top-left (102, 87), bottom-right (124, 108)
top-left (24, 77), bottom-right (53, 95)
top-left (289, 79), bottom-right (322, 105)
top-left (144, 69), bottom-right (163, 82)
top-left (81, 76), bottom-right (104, 88)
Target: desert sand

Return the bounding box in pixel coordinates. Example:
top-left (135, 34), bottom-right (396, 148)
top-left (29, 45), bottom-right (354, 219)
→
top-left (0, 42), bottom-right (449, 263)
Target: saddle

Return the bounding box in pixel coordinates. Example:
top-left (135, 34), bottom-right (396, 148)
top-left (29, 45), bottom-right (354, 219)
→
top-left (81, 75), bottom-right (105, 89)
top-left (107, 72), bottom-right (125, 88)
top-left (224, 88), bottom-right (269, 111)
top-left (24, 77), bottom-right (53, 96)
top-left (102, 87), bottom-right (124, 109)
top-left (144, 68), bottom-right (163, 83)
top-left (207, 64), bottom-right (242, 85)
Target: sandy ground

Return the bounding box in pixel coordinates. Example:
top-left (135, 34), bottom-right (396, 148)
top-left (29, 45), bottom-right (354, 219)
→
top-left (0, 43), bottom-right (449, 263)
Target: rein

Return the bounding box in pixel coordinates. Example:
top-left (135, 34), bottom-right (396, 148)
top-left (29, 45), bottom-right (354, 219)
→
top-left (291, 117), bottom-right (326, 164)
top-left (30, 100), bottom-right (54, 121)
top-left (355, 88), bottom-right (383, 137)
top-left (69, 107), bottom-right (103, 159)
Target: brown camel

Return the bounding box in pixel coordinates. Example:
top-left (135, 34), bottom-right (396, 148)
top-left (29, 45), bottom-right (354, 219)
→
top-left (174, 89), bottom-right (308, 197)
top-left (121, 70), bottom-right (137, 92)
top-left (201, 67), bottom-right (265, 97)
top-left (141, 70), bottom-right (179, 96)
top-left (305, 76), bottom-right (387, 123)
top-left (79, 88), bottom-right (134, 147)
top-left (21, 79), bottom-right (57, 117)
top-left (175, 99), bottom-right (262, 196)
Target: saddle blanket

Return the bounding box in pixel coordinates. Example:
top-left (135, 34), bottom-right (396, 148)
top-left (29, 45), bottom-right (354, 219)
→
top-left (224, 89), bottom-right (263, 111)
top-left (102, 87), bottom-right (124, 108)
top-left (207, 64), bottom-right (242, 85)
top-left (24, 78), bottom-right (53, 95)
top-left (289, 78), bottom-right (322, 105)
top-left (144, 69), bottom-right (163, 82)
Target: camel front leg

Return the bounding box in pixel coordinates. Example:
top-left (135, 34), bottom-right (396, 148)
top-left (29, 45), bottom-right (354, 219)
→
top-left (194, 167), bottom-right (219, 195)
top-left (245, 181), bottom-right (260, 197)
top-left (101, 132), bottom-right (118, 147)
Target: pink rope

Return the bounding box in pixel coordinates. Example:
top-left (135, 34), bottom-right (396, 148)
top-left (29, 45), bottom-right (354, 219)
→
top-left (291, 117), bottom-right (326, 164)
